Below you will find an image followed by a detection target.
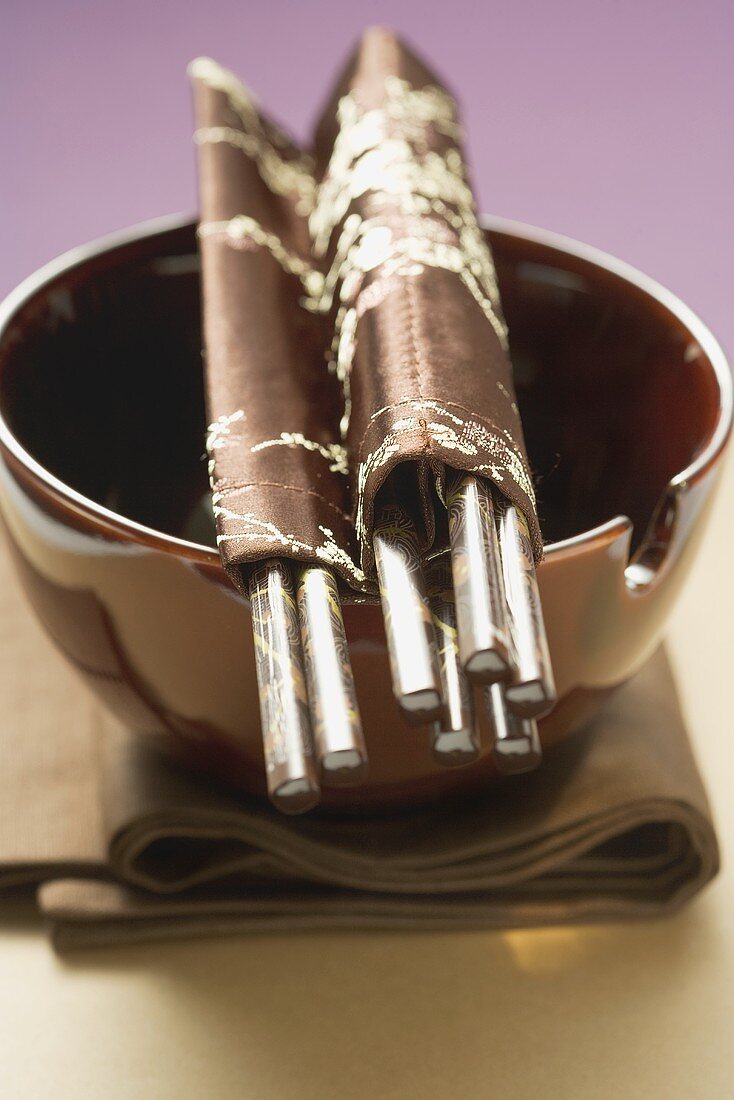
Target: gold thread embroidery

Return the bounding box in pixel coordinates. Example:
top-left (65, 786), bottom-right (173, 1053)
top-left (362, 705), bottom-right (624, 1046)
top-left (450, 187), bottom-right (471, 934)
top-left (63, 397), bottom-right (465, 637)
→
top-left (196, 64), bottom-right (536, 579)
top-left (364, 397), bottom-right (525, 456)
top-left (214, 505), bottom-right (366, 587)
top-left (250, 434), bottom-right (348, 475)
top-left (354, 400), bottom-right (536, 553)
top-left (206, 408), bottom-right (245, 442)
top-left (330, 220), bottom-right (508, 437)
top-left (189, 57), bottom-right (316, 213)
top-left (306, 77), bottom-right (509, 438)
top-left (205, 409), bottom-right (246, 478)
top-left (198, 216), bottom-right (323, 299)
top-left (189, 58), bottom-right (293, 149)
top-left (310, 77), bottom-right (461, 251)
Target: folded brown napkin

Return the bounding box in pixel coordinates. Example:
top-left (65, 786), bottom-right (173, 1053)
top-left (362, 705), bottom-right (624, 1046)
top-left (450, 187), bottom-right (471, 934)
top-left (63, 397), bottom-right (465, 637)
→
top-left (0, 541), bottom-right (719, 949)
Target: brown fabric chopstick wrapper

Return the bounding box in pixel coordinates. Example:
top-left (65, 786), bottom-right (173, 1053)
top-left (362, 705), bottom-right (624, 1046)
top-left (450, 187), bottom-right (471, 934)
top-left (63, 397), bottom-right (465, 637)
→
top-left (310, 28), bottom-right (541, 573)
top-left (190, 59), bottom-right (360, 593)
top-left (191, 30), bottom-right (541, 595)
top-left (0, 541), bottom-right (719, 948)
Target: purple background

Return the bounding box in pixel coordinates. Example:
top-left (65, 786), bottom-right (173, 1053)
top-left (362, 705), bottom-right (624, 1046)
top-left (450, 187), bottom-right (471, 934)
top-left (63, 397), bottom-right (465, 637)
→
top-left (3, 0), bottom-right (732, 349)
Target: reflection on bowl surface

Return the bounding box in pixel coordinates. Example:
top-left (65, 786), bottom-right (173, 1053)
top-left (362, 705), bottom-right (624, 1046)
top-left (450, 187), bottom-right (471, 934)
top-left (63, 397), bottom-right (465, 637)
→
top-left (0, 215), bottom-right (729, 810)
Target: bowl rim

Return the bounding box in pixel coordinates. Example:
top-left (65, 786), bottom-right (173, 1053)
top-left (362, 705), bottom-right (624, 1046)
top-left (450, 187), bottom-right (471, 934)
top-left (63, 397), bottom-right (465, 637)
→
top-left (0, 211), bottom-right (730, 564)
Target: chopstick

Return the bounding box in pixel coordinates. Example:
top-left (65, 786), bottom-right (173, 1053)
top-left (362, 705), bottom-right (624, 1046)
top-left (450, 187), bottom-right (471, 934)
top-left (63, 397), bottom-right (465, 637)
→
top-left (486, 683), bottom-right (542, 775)
top-left (248, 560), bottom-right (320, 814)
top-left (445, 469), bottom-right (555, 773)
top-left (447, 472), bottom-right (512, 683)
top-left (296, 564), bottom-right (368, 785)
top-left (373, 499), bottom-right (442, 723)
top-left (426, 557), bottom-right (479, 766)
top-left (497, 501), bottom-right (556, 718)
top-left (248, 470), bottom-right (553, 807)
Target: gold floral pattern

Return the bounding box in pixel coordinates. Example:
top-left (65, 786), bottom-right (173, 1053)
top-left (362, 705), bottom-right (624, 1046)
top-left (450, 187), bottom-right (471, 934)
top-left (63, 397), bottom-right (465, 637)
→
top-left (193, 48), bottom-right (540, 587)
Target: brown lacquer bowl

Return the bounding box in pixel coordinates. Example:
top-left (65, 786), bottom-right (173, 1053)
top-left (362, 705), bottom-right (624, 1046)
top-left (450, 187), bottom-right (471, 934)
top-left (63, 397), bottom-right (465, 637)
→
top-left (0, 214), bottom-right (729, 811)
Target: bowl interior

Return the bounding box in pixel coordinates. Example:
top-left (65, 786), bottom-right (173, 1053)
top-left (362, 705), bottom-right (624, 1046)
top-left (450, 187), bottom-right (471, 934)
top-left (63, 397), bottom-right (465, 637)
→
top-left (0, 221), bottom-right (722, 553)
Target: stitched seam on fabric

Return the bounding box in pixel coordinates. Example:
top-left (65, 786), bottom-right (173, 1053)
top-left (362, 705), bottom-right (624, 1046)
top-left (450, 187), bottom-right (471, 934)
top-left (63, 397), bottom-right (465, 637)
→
top-left (211, 480), bottom-right (352, 521)
top-left (353, 410), bottom-right (536, 552)
top-left (403, 278), bottom-right (429, 455)
top-left (355, 397), bottom-right (530, 480)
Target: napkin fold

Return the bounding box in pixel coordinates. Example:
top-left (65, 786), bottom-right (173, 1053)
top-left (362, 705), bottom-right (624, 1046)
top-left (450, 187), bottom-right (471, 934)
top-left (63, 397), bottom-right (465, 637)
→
top-left (0, 541), bottom-right (719, 949)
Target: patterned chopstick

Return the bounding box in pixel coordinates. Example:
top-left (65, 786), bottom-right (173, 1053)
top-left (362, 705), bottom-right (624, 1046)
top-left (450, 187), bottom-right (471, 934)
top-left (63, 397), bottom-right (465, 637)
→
top-left (248, 560), bottom-right (320, 814)
top-left (497, 501), bottom-right (556, 718)
top-left (486, 683), bottom-right (542, 775)
top-left (296, 564), bottom-right (368, 785)
top-left (447, 471), bottom-right (512, 683)
top-left (426, 557), bottom-right (479, 766)
top-left (373, 500), bottom-right (442, 722)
